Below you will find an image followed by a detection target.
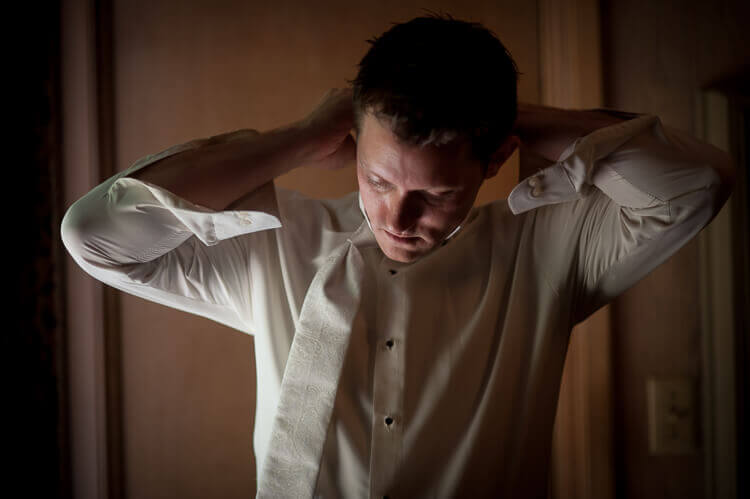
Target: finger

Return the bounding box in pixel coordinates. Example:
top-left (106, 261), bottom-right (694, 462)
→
top-left (329, 133), bottom-right (357, 170)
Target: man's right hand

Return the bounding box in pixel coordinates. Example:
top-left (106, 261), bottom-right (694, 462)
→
top-left (296, 87), bottom-right (358, 171)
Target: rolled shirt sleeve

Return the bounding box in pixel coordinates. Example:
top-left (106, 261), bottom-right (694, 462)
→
top-left (508, 114), bottom-right (732, 324)
top-left (60, 129), bottom-right (282, 335)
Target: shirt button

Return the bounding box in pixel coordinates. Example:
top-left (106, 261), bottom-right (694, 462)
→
top-left (528, 175), bottom-right (540, 188)
top-left (385, 416), bottom-right (394, 426)
top-left (531, 185), bottom-right (543, 197)
top-left (389, 269), bottom-right (397, 275)
top-left (385, 339), bottom-right (394, 349)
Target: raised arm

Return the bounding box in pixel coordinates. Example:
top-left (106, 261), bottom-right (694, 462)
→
top-left (60, 88), bottom-right (357, 334)
top-left (509, 105), bottom-right (736, 325)
top-left (127, 88), bottom-right (357, 211)
top-left (514, 102), bottom-right (735, 201)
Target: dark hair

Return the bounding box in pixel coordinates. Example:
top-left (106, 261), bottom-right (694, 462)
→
top-left (347, 12), bottom-right (521, 170)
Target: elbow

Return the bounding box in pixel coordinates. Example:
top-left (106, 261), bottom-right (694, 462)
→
top-left (60, 200), bottom-right (89, 260)
top-left (60, 203), bottom-right (101, 274)
top-left (693, 164), bottom-right (732, 229)
top-left (60, 203), bottom-right (97, 278)
top-left (711, 152), bottom-right (737, 208)
top-left (60, 198), bottom-right (117, 269)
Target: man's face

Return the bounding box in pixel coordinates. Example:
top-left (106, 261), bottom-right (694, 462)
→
top-left (355, 112), bottom-right (505, 263)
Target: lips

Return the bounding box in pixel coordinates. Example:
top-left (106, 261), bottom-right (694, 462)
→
top-left (383, 229), bottom-right (421, 244)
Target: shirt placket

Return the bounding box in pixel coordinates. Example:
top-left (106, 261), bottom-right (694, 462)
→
top-left (368, 259), bottom-right (407, 499)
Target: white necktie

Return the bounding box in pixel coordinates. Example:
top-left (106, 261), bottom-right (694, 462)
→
top-left (257, 219), bottom-right (377, 498)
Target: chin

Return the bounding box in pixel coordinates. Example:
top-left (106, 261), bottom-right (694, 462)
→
top-left (384, 249), bottom-right (419, 263)
top-left (379, 239), bottom-right (430, 263)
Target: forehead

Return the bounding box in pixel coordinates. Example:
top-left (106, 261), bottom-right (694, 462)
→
top-left (356, 112), bottom-right (477, 188)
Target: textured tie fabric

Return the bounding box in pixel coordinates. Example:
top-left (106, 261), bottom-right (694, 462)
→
top-left (257, 220), bottom-right (377, 498)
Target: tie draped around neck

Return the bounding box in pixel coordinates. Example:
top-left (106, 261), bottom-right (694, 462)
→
top-left (258, 192), bottom-right (472, 497)
top-left (257, 219), bottom-right (378, 498)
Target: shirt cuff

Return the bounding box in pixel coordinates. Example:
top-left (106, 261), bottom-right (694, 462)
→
top-left (108, 128), bottom-right (283, 247)
top-left (108, 177), bottom-right (282, 247)
top-left (507, 114), bottom-right (661, 215)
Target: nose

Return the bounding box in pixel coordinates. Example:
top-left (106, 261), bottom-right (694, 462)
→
top-left (385, 192), bottom-right (421, 234)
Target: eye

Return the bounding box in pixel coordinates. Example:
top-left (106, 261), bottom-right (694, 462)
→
top-left (367, 176), bottom-right (389, 191)
top-left (422, 190), bottom-right (455, 203)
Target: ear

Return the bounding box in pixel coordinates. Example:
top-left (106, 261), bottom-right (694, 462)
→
top-left (484, 134), bottom-right (520, 179)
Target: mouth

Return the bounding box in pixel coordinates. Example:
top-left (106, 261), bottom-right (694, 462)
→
top-left (382, 229), bottom-right (421, 244)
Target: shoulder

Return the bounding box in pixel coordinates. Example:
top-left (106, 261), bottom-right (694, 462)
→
top-left (270, 186), bottom-right (365, 269)
top-left (477, 197), bottom-right (532, 236)
top-left (476, 196), bottom-right (579, 262)
top-left (274, 185), bottom-right (363, 233)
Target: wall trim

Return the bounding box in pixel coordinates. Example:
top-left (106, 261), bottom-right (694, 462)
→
top-left (696, 85), bottom-right (746, 499)
top-left (61, 0), bottom-right (123, 497)
top-left (538, 0), bottom-right (614, 498)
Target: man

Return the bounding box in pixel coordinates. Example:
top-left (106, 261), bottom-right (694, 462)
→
top-left (61, 14), bottom-right (735, 498)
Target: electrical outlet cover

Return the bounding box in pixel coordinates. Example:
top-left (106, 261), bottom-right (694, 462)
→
top-left (646, 377), bottom-right (698, 455)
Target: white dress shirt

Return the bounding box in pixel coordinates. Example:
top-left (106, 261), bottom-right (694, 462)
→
top-left (61, 113), bottom-right (731, 498)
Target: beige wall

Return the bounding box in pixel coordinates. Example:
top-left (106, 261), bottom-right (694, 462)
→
top-left (601, 0), bottom-right (749, 497)
top-left (111, 1), bottom-right (539, 496)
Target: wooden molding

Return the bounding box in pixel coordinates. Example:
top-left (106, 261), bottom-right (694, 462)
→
top-left (539, 0), bottom-right (603, 109)
top-left (696, 88), bottom-right (742, 499)
top-left (61, 0), bottom-right (123, 497)
top-left (539, 1), bottom-right (614, 498)
top-left (93, 0), bottom-right (125, 496)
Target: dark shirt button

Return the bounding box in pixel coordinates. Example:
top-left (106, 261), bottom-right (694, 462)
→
top-left (385, 339), bottom-right (394, 349)
top-left (389, 269), bottom-right (397, 275)
top-left (385, 416), bottom-right (393, 425)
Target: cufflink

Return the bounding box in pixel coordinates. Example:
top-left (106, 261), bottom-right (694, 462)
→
top-left (234, 213), bottom-right (254, 225)
top-left (528, 173), bottom-right (543, 197)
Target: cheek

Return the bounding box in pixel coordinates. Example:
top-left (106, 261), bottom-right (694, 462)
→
top-left (423, 200), bottom-right (472, 233)
top-left (421, 209), bottom-right (458, 233)
top-left (359, 187), bottom-right (385, 222)
top-left (369, 198), bottom-right (391, 226)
